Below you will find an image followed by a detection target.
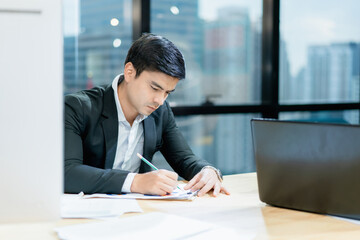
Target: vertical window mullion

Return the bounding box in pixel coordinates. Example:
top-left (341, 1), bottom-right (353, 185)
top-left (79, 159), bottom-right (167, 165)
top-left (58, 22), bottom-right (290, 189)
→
top-left (132, 0), bottom-right (150, 41)
top-left (261, 0), bottom-right (280, 118)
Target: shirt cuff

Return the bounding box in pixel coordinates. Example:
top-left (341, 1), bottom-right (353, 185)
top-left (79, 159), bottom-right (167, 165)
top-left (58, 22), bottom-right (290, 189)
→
top-left (121, 173), bottom-right (137, 193)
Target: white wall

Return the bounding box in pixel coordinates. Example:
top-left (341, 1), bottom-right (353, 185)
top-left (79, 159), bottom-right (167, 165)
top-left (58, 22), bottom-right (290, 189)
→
top-left (0, 0), bottom-right (63, 222)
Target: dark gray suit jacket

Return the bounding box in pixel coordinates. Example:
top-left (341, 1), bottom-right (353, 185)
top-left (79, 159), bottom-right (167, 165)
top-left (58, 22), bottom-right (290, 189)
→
top-left (64, 80), bottom-right (209, 194)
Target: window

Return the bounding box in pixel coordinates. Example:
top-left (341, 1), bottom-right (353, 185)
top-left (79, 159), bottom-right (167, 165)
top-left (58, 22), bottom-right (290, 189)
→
top-left (280, 0), bottom-right (360, 104)
top-left (151, 0), bottom-right (262, 106)
top-left (63, 0), bottom-right (132, 94)
top-left (279, 110), bottom-right (359, 125)
top-left (63, 0), bottom-right (360, 175)
top-left (152, 114), bottom-right (259, 174)
top-left (150, 0), bottom-right (262, 173)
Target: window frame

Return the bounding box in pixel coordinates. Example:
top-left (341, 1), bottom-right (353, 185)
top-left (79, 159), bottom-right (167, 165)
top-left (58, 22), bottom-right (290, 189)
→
top-left (133, 0), bottom-right (360, 120)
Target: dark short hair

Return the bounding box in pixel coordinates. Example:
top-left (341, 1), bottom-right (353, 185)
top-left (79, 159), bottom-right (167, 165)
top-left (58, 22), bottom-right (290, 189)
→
top-left (125, 33), bottom-right (186, 80)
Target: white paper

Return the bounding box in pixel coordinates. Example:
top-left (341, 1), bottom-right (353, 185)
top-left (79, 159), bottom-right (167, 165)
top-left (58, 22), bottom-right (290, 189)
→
top-left (82, 184), bottom-right (198, 201)
top-left (61, 194), bottom-right (142, 219)
top-left (55, 212), bottom-right (236, 240)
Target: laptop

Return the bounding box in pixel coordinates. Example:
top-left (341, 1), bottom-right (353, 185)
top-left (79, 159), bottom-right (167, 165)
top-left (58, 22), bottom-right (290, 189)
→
top-left (251, 118), bottom-right (360, 220)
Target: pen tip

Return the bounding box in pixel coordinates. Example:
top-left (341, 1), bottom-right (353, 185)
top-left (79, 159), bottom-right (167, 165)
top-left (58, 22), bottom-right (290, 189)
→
top-left (136, 153), bottom-right (142, 159)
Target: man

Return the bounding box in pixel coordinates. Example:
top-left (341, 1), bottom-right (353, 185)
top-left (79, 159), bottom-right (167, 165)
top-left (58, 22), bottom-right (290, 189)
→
top-left (65, 34), bottom-right (230, 197)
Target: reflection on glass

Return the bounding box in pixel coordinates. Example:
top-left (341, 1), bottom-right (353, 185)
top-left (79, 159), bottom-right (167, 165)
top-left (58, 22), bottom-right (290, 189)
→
top-left (113, 38), bottom-right (122, 48)
top-left (151, 0), bottom-right (262, 106)
top-left (153, 114), bottom-right (260, 175)
top-left (280, 0), bottom-right (360, 104)
top-left (170, 6), bottom-right (180, 15)
top-left (63, 0), bottom-right (132, 94)
top-left (110, 18), bottom-right (119, 26)
top-left (279, 110), bottom-right (359, 125)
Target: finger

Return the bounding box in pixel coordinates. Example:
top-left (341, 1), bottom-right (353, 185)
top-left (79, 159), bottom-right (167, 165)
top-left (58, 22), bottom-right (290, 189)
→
top-left (191, 174), bottom-right (216, 192)
top-left (149, 171), bottom-right (178, 193)
top-left (212, 182), bottom-right (221, 197)
top-left (155, 189), bottom-right (169, 196)
top-left (190, 178), bottom-right (207, 192)
top-left (184, 173), bottom-right (200, 190)
top-left (220, 186), bottom-right (231, 195)
top-left (160, 175), bottom-right (178, 190)
top-left (197, 181), bottom-right (215, 197)
top-left (159, 169), bottom-right (178, 180)
top-left (161, 174), bottom-right (178, 185)
top-left (158, 182), bottom-right (176, 194)
top-left (147, 181), bottom-right (169, 196)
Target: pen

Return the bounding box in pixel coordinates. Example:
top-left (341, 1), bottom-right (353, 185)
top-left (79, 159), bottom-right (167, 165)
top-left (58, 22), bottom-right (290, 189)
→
top-left (136, 153), bottom-right (182, 191)
top-left (136, 153), bottom-right (158, 171)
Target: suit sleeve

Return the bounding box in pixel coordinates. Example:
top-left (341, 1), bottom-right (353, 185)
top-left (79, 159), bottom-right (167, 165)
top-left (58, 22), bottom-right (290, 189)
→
top-left (160, 102), bottom-right (211, 180)
top-left (64, 95), bottom-right (129, 194)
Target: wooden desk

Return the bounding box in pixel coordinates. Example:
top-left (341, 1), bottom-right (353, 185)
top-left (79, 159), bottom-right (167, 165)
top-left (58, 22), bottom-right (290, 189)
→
top-left (1, 173), bottom-right (360, 239)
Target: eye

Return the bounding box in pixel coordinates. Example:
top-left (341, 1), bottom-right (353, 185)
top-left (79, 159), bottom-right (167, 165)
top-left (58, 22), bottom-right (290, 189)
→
top-left (150, 85), bottom-right (159, 91)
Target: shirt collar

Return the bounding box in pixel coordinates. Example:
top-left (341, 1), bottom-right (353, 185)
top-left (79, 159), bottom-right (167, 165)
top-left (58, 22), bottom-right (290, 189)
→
top-left (112, 74), bottom-right (147, 124)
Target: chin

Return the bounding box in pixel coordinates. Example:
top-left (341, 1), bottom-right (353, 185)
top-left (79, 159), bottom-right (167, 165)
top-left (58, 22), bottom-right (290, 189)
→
top-left (143, 106), bottom-right (157, 115)
top-left (141, 109), bottom-right (152, 116)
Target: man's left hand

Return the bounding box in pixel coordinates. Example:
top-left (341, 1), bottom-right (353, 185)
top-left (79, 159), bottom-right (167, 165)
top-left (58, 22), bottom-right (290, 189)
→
top-left (183, 168), bottom-right (230, 197)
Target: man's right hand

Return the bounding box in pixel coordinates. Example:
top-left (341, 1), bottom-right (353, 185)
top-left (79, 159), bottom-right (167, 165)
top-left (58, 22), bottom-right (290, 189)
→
top-left (130, 170), bottom-right (178, 195)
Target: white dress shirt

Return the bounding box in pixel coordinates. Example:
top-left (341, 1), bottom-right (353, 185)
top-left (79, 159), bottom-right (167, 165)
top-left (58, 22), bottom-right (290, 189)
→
top-left (111, 75), bottom-right (147, 192)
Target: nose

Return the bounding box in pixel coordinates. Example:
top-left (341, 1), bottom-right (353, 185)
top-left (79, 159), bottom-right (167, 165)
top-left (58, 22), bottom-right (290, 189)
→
top-left (153, 92), bottom-right (168, 106)
top-left (154, 96), bottom-right (165, 106)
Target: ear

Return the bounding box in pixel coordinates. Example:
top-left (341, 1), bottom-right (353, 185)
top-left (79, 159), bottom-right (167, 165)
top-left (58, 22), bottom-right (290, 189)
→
top-left (124, 62), bottom-right (136, 82)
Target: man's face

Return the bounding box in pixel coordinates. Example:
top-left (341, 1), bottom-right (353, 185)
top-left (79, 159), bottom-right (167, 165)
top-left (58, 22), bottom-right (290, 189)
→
top-left (124, 65), bottom-right (179, 116)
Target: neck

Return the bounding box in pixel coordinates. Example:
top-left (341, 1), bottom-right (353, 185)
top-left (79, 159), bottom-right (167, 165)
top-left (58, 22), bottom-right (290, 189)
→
top-left (117, 82), bottom-right (137, 126)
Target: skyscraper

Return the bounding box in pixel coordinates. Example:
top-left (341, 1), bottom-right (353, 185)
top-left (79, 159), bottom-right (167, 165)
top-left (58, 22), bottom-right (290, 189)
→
top-left (203, 7), bottom-right (253, 104)
top-left (305, 42), bottom-right (360, 122)
top-left (307, 42), bottom-right (359, 102)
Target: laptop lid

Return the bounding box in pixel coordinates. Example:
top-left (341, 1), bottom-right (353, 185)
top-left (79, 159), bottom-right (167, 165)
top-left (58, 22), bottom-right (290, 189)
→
top-left (251, 118), bottom-right (360, 220)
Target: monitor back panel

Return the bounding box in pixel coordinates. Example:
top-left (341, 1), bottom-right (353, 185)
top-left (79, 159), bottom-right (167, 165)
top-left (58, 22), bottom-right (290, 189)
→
top-left (251, 119), bottom-right (360, 220)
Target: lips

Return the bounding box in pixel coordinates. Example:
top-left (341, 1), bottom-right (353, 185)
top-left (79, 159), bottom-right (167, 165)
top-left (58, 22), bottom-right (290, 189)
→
top-left (148, 105), bottom-right (158, 111)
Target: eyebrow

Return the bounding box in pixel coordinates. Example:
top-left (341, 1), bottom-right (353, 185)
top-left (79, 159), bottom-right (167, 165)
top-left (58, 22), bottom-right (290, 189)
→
top-left (151, 81), bottom-right (176, 93)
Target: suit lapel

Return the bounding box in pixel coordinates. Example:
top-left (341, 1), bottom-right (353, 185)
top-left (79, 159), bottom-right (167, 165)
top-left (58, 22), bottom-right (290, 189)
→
top-left (102, 84), bottom-right (119, 169)
top-left (140, 116), bottom-right (157, 172)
